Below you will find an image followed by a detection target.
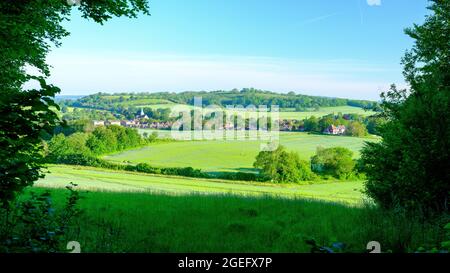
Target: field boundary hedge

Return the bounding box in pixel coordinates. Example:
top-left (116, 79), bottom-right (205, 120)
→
top-left (46, 154), bottom-right (261, 182)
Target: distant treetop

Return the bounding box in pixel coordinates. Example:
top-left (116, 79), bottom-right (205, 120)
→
top-left (68, 88), bottom-right (379, 111)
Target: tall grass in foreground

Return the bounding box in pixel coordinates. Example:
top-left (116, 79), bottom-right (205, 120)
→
top-left (29, 188), bottom-right (444, 253)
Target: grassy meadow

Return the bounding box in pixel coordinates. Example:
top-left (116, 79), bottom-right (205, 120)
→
top-left (28, 186), bottom-right (442, 253)
top-left (104, 132), bottom-right (377, 174)
top-left (34, 135), bottom-right (442, 253)
top-left (37, 165), bottom-right (365, 204)
top-left (275, 106), bottom-right (375, 120)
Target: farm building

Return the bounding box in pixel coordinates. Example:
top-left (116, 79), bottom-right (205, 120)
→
top-left (93, 120), bottom-right (105, 126)
top-left (323, 125), bottom-right (346, 135)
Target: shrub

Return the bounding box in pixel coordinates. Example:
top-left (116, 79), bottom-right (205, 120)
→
top-left (311, 147), bottom-right (356, 179)
top-left (161, 166), bottom-right (208, 178)
top-left (217, 172), bottom-right (259, 182)
top-left (0, 184), bottom-right (81, 253)
top-left (254, 145), bottom-right (315, 183)
top-left (345, 121), bottom-right (368, 137)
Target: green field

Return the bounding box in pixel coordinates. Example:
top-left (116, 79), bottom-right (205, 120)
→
top-left (100, 96), bottom-right (174, 106)
top-left (104, 132), bottom-right (377, 174)
top-left (148, 104), bottom-right (376, 120)
top-left (66, 107), bottom-right (112, 113)
top-left (125, 99), bottom-right (175, 107)
top-left (37, 165), bottom-right (365, 204)
top-left (277, 106), bottom-right (376, 119)
top-left (33, 165), bottom-right (440, 252)
top-left (29, 185), bottom-right (440, 252)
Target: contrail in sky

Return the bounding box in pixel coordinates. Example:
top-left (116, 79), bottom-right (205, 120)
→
top-left (297, 12), bottom-right (339, 27)
top-left (358, 0), bottom-right (364, 25)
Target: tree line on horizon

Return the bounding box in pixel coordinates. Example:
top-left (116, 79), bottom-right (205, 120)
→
top-left (63, 88), bottom-right (380, 111)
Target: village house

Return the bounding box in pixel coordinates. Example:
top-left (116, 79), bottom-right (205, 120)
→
top-left (280, 120), bottom-right (294, 131)
top-left (323, 125), bottom-right (346, 135)
top-left (149, 121), bottom-right (172, 129)
top-left (140, 122), bottom-right (149, 129)
top-left (120, 120), bottom-right (137, 127)
top-left (93, 120), bottom-right (105, 126)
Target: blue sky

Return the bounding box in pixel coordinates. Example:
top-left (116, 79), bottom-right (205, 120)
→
top-left (45, 0), bottom-right (429, 100)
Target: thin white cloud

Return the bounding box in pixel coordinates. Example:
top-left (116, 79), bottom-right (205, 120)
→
top-left (367, 0), bottom-right (381, 6)
top-left (26, 51), bottom-right (404, 100)
top-left (297, 13), bottom-right (339, 27)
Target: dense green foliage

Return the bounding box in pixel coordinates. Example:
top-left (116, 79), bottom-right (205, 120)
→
top-left (361, 0), bottom-right (450, 214)
top-left (49, 154), bottom-right (209, 180)
top-left (47, 125), bottom-right (147, 160)
top-left (58, 103), bottom-right (174, 122)
top-left (61, 107), bottom-right (118, 121)
top-left (46, 125), bottom-right (221, 180)
top-left (0, 0), bottom-right (149, 205)
top-left (254, 146), bottom-right (315, 183)
top-left (134, 163), bottom-right (208, 179)
top-left (0, 78), bottom-right (61, 205)
top-left (0, 185), bottom-right (80, 253)
top-left (52, 119), bottom-right (95, 136)
top-left (311, 147), bottom-right (357, 179)
top-left (253, 145), bottom-right (361, 182)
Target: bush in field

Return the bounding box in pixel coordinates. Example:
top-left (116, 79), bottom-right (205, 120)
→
top-left (345, 121), bottom-right (368, 137)
top-left (304, 116), bottom-right (320, 132)
top-left (134, 163), bottom-right (207, 178)
top-left (254, 145), bottom-right (315, 183)
top-left (135, 163), bottom-right (161, 174)
top-left (48, 154), bottom-right (113, 168)
top-left (217, 172), bottom-right (259, 182)
top-left (311, 147), bottom-right (356, 179)
top-left (161, 166), bottom-right (208, 178)
top-left (361, 1), bottom-right (450, 214)
top-left (146, 131), bottom-right (159, 142)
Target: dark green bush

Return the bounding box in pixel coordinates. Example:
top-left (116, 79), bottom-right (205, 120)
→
top-left (311, 147), bottom-right (356, 179)
top-left (0, 184), bottom-right (81, 253)
top-left (253, 145), bottom-right (316, 183)
top-left (217, 172), bottom-right (259, 182)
